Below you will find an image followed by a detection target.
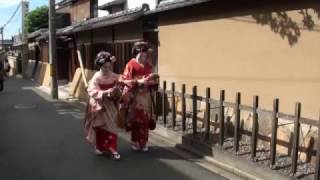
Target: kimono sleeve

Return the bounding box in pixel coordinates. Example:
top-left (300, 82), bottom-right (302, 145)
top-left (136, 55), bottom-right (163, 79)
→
top-left (87, 73), bottom-right (104, 101)
top-left (122, 61), bottom-right (134, 80)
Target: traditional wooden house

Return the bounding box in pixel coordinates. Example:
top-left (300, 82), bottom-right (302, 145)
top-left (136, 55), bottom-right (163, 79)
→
top-left (54, 0), bottom-right (158, 78)
top-left (29, 0), bottom-right (320, 120)
top-left (0, 40), bottom-right (13, 51)
top-left (26, 13), bottom-right (71, 83)
top-left (7, 34), bottom-right (23, 75)
top-left (39, 0), bottom-right (157, 99)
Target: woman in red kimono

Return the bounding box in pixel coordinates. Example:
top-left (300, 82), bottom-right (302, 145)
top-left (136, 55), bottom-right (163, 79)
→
top-left (120, 42), bottom-right (159, 151)
top-left (84, 51), bottom-right (122, 160)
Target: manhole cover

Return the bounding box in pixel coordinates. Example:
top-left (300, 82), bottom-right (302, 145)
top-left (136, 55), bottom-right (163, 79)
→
top-left (13, 104), bottom-right (37, 109)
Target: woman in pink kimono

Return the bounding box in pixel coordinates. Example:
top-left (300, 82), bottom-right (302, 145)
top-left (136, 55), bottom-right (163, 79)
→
top-left (84, 51), bottom-right (121, 160)
top-left (121, 42), bottom-right (159, 151)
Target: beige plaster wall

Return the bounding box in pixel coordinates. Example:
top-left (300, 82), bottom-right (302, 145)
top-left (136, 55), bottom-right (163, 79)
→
top-left (158, 8), bottom-right (320, 119)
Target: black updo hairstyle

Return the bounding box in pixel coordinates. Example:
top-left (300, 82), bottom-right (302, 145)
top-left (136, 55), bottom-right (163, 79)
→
top-left (131, 41), bottom-right (149, 57)
top-left (95, 51), bottom-right (116, 68)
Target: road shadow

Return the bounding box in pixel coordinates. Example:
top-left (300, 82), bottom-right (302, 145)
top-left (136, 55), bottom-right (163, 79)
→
top-left (0, 78), bottom-right (227, 180)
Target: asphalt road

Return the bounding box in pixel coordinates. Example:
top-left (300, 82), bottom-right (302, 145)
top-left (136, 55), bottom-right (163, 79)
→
top-left (0, 78), bottom-right (228, 180)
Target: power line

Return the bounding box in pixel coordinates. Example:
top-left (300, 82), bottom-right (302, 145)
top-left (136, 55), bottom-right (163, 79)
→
top-left (3, 8), bottom-right (22, 38)
top-left (1, 1), bottom-right (22, 29)
top-left (6, 7), bottom-right (22, 27)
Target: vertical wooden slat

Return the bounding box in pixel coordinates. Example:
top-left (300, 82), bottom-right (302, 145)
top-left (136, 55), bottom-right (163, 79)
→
top-left (155, 78), bottom-right (159, 123)
top-left (251, 96), bottom-right (259, 161)
top-left (84, 45), bottom-right (88, 69)
top-left (192, 86), bottom-right (197, 135)
top-left (315, 112), bottom-right (320, 180)
top-left (270, 98), bottom-right (279, 169)
top-left (126, 43), bottom-right (130, 66)
top-left (205, 87), bottom-right (211, 141)
top-left (234, 92), bottom-right (241, 154)
top-left (171, 82), bottom-right (176, 128)
top-left (155, 92), bottom-right (159, 123)
top-left (118, 44), bottom-right (121, 73)
top-left (182, 84), bottom-right (186, 131)
top-left (288, 133), bottom-right (295, 156)
top-left (291, 102), bottom-right (301, 176)
top-left (219, 90), bottom-right (225, 148)
top-left (214, 114), bottom-right (218, 132)
top-left (87, 45), bottom-right (92, 69)
top-left (117, 44), bottom-right (121, 73)
top-left (162, 81), bottom-right (167, 126)
top-left (122, 43), bottom-right (125, 72)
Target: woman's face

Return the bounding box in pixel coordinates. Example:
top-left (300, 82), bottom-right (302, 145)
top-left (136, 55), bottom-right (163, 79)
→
top-left (137, 52), bottom-right (147, 63)
top-left (101, 61), bottom-right (113, 74)
top-left (147, 49), bottom-right (153, 61)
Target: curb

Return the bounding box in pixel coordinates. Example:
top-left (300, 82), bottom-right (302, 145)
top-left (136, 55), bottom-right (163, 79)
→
top-left (150, 129), bottom-right (258, 180)
top-left (151, 126), bottom-right (288, 180)
top-left (176, 144), bottom-right (262, 180)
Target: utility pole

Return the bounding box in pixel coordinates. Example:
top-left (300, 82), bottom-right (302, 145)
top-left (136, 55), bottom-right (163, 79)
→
top-left (21, 0), bottom-right (29, 78)
top-left (49, 0), bottom-right (58, 99)
top-left (0, 27), bottom-right (3, 51)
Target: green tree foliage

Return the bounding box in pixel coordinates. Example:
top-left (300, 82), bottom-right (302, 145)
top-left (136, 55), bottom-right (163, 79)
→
top-left (25, 6), bottom-right (49, 33)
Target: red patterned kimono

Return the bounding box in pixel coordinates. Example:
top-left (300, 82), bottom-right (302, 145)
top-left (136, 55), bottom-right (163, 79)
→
top-left (121, 59), bottom-right (155, 148)
top-left (84, 71), bottom-right (120, 153)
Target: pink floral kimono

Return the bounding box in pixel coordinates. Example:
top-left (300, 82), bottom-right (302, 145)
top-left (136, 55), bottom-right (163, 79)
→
top-left (84, 71), bottom-right (120, 153)
top-left (121, 59), bottom-right (158, 149)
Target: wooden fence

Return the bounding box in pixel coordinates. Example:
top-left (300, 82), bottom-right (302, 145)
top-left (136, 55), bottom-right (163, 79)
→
top-left (157, 80), bottom-right (320, 180)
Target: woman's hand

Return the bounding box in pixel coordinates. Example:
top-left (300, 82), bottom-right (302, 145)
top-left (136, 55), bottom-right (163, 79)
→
top-left (131, 79), bottom-right (138, 86)
top-left (146, 79), bottom-right (158, 86)
top-left (102, 89), bottom-right (112, 97)
top-left (137, 78), bottom-right (146, 85)
top-left (118, 79), bottom-right (137, 87)
top-left (138, 76), bottom-right (159, 86)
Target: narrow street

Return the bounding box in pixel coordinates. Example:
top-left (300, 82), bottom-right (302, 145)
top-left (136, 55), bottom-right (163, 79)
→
top-left (0, 77), bottom-right (228, 180)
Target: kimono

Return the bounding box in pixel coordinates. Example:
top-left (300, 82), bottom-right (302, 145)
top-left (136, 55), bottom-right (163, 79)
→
top-left (84, 71), bottom-right (120, 153)
top-left (121, 59), bottom-right (158, 148)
